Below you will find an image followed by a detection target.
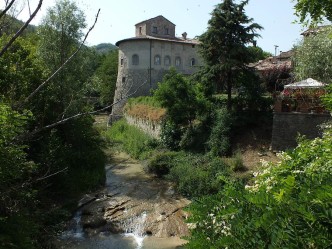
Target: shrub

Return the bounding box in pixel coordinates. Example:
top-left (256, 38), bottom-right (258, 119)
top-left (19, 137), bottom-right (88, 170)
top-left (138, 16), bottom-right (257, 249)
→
top-left (167, 154), bottom-right (230, 197)
top-left (187, 128), bottom-right (332, 248)
top-left (146, 151), bottom-right (180, 177)
top-left (104, 119), bottom-right (160, 159)
top-left (228, 151), bottom-right (246, 172)
top-left (207, 108), bottom-right (233, 156)
top-left (160, 119), bottom-right (183, 150)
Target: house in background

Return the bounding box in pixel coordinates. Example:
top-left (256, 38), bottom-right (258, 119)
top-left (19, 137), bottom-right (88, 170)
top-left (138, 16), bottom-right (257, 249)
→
top-left (110, 15), bottom-right (202, 120)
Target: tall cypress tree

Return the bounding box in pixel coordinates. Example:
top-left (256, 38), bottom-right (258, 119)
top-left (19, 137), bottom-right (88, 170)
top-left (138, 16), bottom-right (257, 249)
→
top-left (199, 0), bottom-right (262, 110)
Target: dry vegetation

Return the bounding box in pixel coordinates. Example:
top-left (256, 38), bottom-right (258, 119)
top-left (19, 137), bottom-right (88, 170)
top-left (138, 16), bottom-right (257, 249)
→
top-left (124, 103), bottom-right (166, 122)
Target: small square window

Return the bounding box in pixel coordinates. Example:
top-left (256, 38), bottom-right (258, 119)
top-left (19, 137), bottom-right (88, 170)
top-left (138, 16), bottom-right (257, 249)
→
top-left (122, 77), bottom-right (126, 83)
top-left (120, 58), bottom-right (124, 65)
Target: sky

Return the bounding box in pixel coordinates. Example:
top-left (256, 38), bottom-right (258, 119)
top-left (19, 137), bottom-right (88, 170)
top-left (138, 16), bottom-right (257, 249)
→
top-left (2, 0), bottom-right (304, 54)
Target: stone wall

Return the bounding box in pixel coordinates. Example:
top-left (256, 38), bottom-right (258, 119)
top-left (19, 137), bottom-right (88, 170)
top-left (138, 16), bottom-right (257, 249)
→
top-left (125, 114), bottom-right (162, 139)
top-left (136, 15), bottom-right (176, 38)
top-left (271, 112), bottom-right (330, 151)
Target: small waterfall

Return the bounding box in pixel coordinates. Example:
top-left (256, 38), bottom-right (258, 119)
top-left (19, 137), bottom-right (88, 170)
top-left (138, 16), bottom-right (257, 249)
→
top-left (123, 211), bottom-right (147, 248)
top-left (61, 211), bottom-right (84, 239)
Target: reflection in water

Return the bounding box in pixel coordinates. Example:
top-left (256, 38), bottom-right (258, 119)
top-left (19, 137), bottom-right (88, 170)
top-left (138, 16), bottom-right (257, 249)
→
top-left (59, 233), bottom-right (186, 249)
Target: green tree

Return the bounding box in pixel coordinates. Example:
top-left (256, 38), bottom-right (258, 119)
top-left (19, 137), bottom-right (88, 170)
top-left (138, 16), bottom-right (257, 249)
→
top-left (154, 68), bottom-right (200, 125)
top-left (33, 0), bottom-right (105, 194)
top-left (94, 49), bottom-right (118, 106)
top-left (153, 68), bottom-right (208, 149)
top-left (0, 103), bottom-right (38, 248)
top-left (294, 0), bottom-right (332, 25)
top-left (294, 26), bottom-right (332, 83)
top-left (199, 0), bottom-right (262, 110)
top-left (247, 45), bottom-right (272, 63)
top-left (0, 35), bottom-right (44, 105)
top-left (0, 1), bottom-right (105, 247)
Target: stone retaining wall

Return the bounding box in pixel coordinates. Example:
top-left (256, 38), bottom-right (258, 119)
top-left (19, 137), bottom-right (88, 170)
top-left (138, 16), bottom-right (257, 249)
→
top-left (271, 112), bottom-right (330, 151)
top-left (125, 114), bottom-right (162, 139)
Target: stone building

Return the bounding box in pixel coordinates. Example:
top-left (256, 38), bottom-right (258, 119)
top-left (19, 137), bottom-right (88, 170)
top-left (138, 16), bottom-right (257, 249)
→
top-left (110, 15), bottom-right (202, 120)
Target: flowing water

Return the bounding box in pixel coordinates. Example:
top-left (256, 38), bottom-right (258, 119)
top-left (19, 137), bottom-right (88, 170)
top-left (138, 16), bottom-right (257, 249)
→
top-left (56, 152), bottom-right (188, 249)
top-left (122, 211), bottom-right (147, 248)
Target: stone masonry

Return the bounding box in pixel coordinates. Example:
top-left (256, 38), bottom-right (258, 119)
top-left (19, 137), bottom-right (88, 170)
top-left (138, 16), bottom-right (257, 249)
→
top-left (271, 112), bottom-right (330, 151)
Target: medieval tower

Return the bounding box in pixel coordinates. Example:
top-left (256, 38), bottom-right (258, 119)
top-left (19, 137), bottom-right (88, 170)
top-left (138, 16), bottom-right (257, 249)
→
top-left (110, 15), bottom-right (202, 120)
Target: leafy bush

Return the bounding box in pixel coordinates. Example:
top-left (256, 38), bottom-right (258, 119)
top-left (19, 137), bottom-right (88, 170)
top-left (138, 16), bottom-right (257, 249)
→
top-left (153, 69), bottom-right (210, 150)
top-left (207, 108), bottom-right (233, 156)
top-left (187, 128), bottom-right (332, 248)
top-left (104, 119), bottom-right (160, 159)
top-left (160, 119), bottom-right (183, 150)
top-left (167, 154), bottom-right (230, 197)
top-left (227, 151), bottom-right (246, 172)
top-left (146, 151), bottom-right (180, 177)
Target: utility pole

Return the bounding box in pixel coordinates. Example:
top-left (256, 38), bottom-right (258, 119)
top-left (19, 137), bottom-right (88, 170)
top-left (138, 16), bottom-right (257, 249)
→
top-left (274, 45), bottom-right (279, 57)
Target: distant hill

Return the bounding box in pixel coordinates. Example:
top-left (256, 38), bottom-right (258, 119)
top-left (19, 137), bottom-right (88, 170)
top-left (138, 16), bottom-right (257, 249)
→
top-left (0, 14), bottom-right (36, 36)
top-left (93, 43), bottom-right (118, 54)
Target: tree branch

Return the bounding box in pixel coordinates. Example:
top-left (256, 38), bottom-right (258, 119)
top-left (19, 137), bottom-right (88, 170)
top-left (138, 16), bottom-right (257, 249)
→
top-left (22, 8), bottom-right (101, 106)
top-left (26, 80), bottom-right (147, 138)
top-left (0, 0), bottom-right (16, 20)
top-left (0, 0), bottom-right (43, 57)
top-left (36, 167), bottom-right (68, 181)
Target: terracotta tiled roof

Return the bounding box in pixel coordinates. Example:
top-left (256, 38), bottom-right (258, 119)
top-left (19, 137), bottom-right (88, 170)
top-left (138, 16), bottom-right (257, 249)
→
top-left (301, 25), bottom-right (331, 36)
top-left (135, 15), bottom-right (175, 26)
top-left (248, 50), bottom-right (293, 71)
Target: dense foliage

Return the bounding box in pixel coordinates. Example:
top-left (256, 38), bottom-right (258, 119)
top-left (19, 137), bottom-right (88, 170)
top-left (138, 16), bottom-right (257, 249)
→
top-left (294, 26), bottom-right (332, 83)
top-left (187, 127), bottom-right (332, 248)
top-left (104, 119), bottom-right (160, 160)
top-left (92, 49), bottom-right (118, 107)
top-left (106, 119), bottom-right (233, 198)
top-left (0, 1), bottom-right (108, 247)
top-left (247, 45), bottom-right (272, 63)
top-left (153, 68), bottom-right (209, 150)
top-left (294, 0), bottom-right (332, 25)
top-left (206, 108), bottom-right (232, 156)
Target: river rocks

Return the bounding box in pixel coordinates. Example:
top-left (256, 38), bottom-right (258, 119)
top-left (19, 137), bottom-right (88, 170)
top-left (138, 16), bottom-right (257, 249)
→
top-left (68, 152), bottom-right (191, 241)
top-left (81, 215), bottom-right (106, 229)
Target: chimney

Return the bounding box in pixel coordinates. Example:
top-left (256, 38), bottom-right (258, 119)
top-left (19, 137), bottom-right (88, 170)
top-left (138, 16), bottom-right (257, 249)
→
top-left (182, 32), bottom-right (187, 40)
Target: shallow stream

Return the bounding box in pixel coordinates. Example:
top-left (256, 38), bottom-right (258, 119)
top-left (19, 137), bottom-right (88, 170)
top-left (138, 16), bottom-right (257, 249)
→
top-left (56, 152), bottom-right (189, 249)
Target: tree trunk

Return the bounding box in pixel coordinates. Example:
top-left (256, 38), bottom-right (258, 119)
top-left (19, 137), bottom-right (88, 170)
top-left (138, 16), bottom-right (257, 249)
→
top-left (226, 72), bottom-right (232, 111)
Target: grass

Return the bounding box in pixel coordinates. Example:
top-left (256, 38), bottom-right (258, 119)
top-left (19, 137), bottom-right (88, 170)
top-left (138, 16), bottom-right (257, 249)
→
top-left (103, 118), bottom-right (160, 160)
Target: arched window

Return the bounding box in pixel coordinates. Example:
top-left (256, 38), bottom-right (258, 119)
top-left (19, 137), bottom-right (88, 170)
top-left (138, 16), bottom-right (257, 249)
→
top-left (132, 54), bottom-right (139, 65)
top-left (164, 56), bottom-right (171, 66)
top-left (175, 57), bottom-right (181, 67)
top-left (154, 55), bottom-right (161, 65)
top-left (190, 58), bottom-right (196, 66)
